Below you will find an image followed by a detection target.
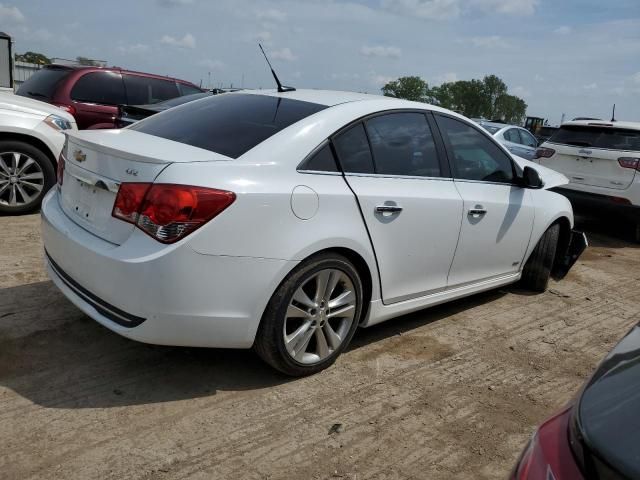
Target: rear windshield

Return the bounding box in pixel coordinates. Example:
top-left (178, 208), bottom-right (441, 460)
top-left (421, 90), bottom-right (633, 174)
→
top-left (130, 93), bottom-right (327, 158)
top-left (549, 125), bottom-right (640, 151)
top-left (480, 125), bottom-right (501, 134)
top-left (16, 67), bottom-right (72, 101)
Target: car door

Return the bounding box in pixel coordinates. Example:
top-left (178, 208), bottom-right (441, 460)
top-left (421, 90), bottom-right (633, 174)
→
top-left (333, 112), bottom-right (463, 304)
top-left (69, 71), bottom-right (125, 129)
top-left (434, 114), bottom-right (535, 287)
top-left (517, 128), bottom-right (539, 160)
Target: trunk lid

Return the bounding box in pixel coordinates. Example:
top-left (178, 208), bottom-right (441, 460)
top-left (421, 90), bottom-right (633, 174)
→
top-left (60, 129), bottom-right (231, 245)
top-left (541, 124), bottom-right (639, 190)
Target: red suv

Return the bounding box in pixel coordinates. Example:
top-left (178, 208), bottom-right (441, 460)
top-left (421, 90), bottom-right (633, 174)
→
top-left (17, 65), bottom-right (204, 129)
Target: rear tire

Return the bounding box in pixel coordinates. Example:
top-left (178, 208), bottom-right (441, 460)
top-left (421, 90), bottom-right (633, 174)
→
top-left (0, 140), bottom-right (55, 215)
top-left (254, 253), bottom-right (363, 376)
top-left (521, 223), bottom-right (560, 293)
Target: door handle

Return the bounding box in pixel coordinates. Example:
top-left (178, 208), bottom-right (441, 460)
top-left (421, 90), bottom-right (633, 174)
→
top-left (376, 205), bottom-right (403, 214)
top-left (468, 208), bottom-right (487, 218)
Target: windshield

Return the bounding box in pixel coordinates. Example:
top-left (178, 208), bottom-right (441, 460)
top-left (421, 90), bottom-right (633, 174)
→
top-left (549, 125), bottom-right (640, 151)
top-left (16, 67), bottom-right (72, 101)
top-left (130, 93), bottom-right (327, 158)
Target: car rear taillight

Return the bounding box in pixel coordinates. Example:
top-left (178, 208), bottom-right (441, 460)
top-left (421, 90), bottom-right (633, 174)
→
top-left (112, 183), bottom-right (236, 243)
top-left (534, 147), bottom-right (556, 159)
top-left (510, 406), bottom-right (583, 480)
top-left (618, 157), bottom-right (640, 171)
top-left (57, 154), bottom-right (65, 186)
top-left (54, 104), bottom-right (76, 117)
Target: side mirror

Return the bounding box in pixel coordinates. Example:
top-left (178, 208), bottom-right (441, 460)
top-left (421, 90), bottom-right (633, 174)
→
top-left (522, 166), bottom-right (544, 189)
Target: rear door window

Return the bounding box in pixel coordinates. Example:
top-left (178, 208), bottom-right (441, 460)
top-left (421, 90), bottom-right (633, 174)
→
top-left (436, 115), bottom-right (515, 184)
top-left (332, 123), bottom-right (375, 174)
top-left (365, 113), bottom-right (442, 177)
top-left (503, 128), bottom-right (521, 144)
top-left (123, 75), bottom-right (180, 105)
top-left (550, 125), bottom-right (640, 151)
top-left (130, 93), bottom-right (327, 158)
top-left (16, 66), bottom-right (72, 101)
top-left (70, 71), bottom-right (126, 105)
top-left (518, 130), bottom-right (538, 148)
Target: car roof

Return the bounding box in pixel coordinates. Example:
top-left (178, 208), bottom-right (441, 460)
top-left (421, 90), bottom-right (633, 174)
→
top-left (44, 63), bottom-right (199, 85)
top-left (238, 89), bottom-right (384, 107)
top-left (561, 119), bottom-right (640, 131)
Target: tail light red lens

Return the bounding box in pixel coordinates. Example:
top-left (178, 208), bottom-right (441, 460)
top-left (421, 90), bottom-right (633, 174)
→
top-left (112, 183), bottom-right (235, 243)
top-left (57, 154), bottom-right (65, 186)
top-left (534, 147), bottom-right (556, 159)
top-left (618, 157), bottom-right (640, 171)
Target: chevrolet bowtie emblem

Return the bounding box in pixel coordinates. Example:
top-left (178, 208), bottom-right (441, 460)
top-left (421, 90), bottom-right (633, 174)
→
top-left (73, 149), bottom-right (86, 162)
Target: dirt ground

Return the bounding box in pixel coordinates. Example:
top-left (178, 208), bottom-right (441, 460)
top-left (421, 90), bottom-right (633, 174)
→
top-left (1, 213), bottom-right (639, 480)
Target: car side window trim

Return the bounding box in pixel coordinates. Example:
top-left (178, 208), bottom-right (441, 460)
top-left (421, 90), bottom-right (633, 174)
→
top-left (433, 112), bottom-right (519, 186)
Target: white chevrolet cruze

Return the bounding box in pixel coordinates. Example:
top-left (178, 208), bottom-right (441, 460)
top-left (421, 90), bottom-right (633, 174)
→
top-left (41, 90), bottom-right (586, 375)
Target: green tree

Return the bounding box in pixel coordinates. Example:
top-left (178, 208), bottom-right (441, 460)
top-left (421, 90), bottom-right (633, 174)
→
top-left (381, 76), bottom-right (429, 102)
top-left (494, 94), bottom-right (527, 124)
top-left (76, 56), bottom-right (101, 66)
top-left (14, 51), bottom-right (51, 65)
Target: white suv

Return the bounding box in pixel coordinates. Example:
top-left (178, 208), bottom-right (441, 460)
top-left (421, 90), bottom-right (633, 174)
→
top-left (536, 120), bottom-right (640, 240)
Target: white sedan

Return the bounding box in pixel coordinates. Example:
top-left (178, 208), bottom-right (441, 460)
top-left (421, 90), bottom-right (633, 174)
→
top-left (0, 92), bottom-right (76, 214)
top-left (41, 90), bottom-right (586, 376)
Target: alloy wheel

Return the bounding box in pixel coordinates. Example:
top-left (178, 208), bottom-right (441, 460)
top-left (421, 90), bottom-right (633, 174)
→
top-left (283, 268), bottom-right (357, 365)
top-left (0, 152), bottom-right (45, 207)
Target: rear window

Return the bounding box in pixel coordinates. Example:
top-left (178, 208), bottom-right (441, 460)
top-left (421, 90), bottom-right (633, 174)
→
top-left (130, 94), bottom-right (327, 158)
top-left (549, 125), bottom-right (640, 152)
top-left (16, 67), bottom-right (72, 101)
top-left (480, 124), bottom-right (501, 134)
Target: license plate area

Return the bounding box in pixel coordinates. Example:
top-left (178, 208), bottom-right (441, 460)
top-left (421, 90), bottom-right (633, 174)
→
top-left (61, 175), bottom-right (117, 231)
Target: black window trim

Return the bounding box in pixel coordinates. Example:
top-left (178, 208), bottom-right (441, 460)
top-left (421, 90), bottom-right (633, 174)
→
top-left (296, 139), bottom-right (342, 176)
top-left (298, 108), bottom-right (454, 181)
top-left (433, 112), bottom-right (521, 187)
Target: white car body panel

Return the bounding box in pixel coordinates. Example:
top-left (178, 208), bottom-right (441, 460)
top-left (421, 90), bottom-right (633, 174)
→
top-left (41, 89), bottom-right (577, 349)
top-left (0, 91), bottom-right (76, 159)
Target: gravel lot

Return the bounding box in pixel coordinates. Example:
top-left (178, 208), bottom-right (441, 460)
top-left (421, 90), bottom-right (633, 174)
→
top-left (1, 213), bottom-right (639, 480)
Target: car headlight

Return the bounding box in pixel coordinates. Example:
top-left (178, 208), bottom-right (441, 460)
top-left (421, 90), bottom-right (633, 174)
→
top-left (44, 114), bottom-right (73, 131)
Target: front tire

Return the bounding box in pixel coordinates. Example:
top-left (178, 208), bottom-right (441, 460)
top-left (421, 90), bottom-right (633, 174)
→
top-left (521, 223), bottom-right (560, 293)
top-left (254, 253), bottom-right (363, 376)
top-left (0, 140), bottom-right (55, 215)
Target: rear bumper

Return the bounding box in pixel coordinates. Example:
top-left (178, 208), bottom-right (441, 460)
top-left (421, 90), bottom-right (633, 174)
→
top-left (41, 189), bottom-right (297, 348)
top-left (552, 187), bottom-right (640, 219)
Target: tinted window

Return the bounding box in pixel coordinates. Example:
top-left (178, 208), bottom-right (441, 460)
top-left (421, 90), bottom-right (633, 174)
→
top-left (299, 143), bottom-right (338, 172)
top-left (179, 83), bottom-right (204, 96)
top-left (365, 113), bottom-right (441, 177)
top-left (332, 123), bottom-right (375, 174)
top-left (130, 94), bottom-right (327, 159)
top-left (481, 124), bottom-right (501, 134)
top-left (550, 125), bottom-right (640, 152)
top-left (16, 67), bottom-right (72, 101)
top-left (152, 92), bottom-right (211, 109)
top-left (124, 75), bottom-right (180, 105)
top-left (437, 115), bottom-right (514, 184)
top-left (70, 72), bottom-right (125, 105)
top-left (518, 130), bottom-right (538, 148)
top-left (503, 128), bottom-right (520, 143)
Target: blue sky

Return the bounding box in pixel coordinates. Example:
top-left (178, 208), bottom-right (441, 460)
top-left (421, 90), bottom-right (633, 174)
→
top-left (6, 0), bottom-right (640, 124)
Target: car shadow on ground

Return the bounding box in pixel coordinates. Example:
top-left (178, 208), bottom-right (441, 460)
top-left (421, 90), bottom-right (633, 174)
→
top-left (0, 280), bottom-right (506, 410)
top-left (574, 213), bottom-right (638, 249)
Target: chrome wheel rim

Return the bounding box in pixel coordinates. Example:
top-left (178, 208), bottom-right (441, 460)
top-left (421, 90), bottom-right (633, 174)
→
top-left (0, 152), bottom-right (45, 207)
top-left (284, 268), bottom-right (357, 365)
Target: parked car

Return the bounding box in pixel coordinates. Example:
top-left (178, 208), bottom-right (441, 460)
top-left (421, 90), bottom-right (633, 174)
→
top-left (536, 120), bottom-right (640, 241)
top-left (476, 120), bottom-right (539, 160)
top-left (0, 92), bottom-right (76, 214)
top-left (116, 92), bottom-right (212, 128)
top-left (41, 90), bottom-right (586, 376)
top-left (510, 321), bottom-right (640, 480)
top-left (16, 64), bottom-right (203, 130)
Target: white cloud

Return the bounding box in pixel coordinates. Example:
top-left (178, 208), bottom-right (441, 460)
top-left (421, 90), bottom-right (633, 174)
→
top-left (0, 3), bottom-right (24, 22)
top-left (469, 35), bottom-right (507, 48)
top-left (632, 72), bottom-right (640, 84)
top-left (157, 0), bottom-right (193, 6)
top-left (583, 83), bottom-right (598, 90)
top-left (255, 8), bottom-right (286, 22)
top-left (534, 74), bottom-right (544, 82)
top-left (382, 0), bottom-right (460, 20)
top-left (197, 59), bottom-right (225, 70)
top-left (554, 25), bottom-right (572, 35)
top-left (370, 74), bottom-right (395, 87)
top-left (160, 33), bottom-right (196, 49)
top-left (512, 85), bottom-right (532, 98)
top-left (270, 47), bottom-right (296, 61)
top-left (118, 43), bottom-right (150, 54)
top-left (330, 72), bottom-right (361, 80)
top-left (469, 0), bottom-right (538, 15)
top-left (434, 72), bottom-right (458, 84)
top-left (360, 45), bottom-right (402, 58)
top-left (255, 31), bottom-right (272, 43)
